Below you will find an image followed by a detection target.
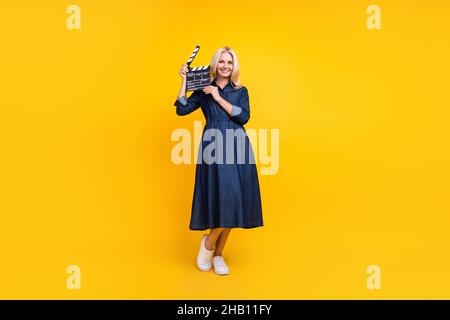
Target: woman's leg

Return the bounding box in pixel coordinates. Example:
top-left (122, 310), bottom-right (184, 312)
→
top-left (213, 228), bottom-right (231, 257)
top-left (205, 228), bottom-right (224, 250)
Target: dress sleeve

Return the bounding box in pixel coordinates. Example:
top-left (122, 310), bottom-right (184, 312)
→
top-left (230, 87), bottom-right (250, 125)
top-left (231, 105), bottom-right (242, 116)
top-left (174, 89), bottom-right (202, 116)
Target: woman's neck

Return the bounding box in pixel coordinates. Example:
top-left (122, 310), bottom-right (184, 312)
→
top-left (216, 77), bottom-right (229, 89)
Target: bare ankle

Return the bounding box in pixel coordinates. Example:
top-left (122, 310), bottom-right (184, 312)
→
top-left (205, 236), bottom-right (215, 251)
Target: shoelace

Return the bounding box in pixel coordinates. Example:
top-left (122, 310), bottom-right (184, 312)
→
top-left (199, 258), bottom-right (210, 264)
top-left (199, 249), bottom-right (213, 264)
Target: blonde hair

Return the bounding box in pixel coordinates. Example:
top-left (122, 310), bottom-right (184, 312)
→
top-left (210, 46), bottom-right (243, 89)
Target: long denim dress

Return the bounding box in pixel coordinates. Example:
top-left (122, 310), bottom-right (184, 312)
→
top-left (174, 79), bottom-right (263, 230)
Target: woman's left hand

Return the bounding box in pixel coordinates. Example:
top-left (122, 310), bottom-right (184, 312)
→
top-left (203, 85), bottom-right (221, 101)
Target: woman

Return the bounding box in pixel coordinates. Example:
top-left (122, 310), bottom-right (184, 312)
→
top-left (174, 46), bottom-right (263, 275)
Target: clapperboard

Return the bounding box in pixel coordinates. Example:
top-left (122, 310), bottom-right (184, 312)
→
top-left (186, 45), bottom-right (211, 91)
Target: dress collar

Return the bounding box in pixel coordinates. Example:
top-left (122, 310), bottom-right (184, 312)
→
top-left (211, 78), bottom-right (233, 90)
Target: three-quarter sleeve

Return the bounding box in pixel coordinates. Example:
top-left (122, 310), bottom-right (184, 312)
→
top-left (174, 89), bottom-right (202, 116)
top-left (230, 87), bottom-right (250, 125)
top-left (231, 105), bottom-right (242, 116)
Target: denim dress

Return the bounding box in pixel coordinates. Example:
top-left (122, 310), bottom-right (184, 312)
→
top-left (174, 79), bottom-right (263, 230)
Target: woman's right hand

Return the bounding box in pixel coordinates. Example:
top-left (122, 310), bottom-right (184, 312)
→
top-left (179, 63), bottom-right (188, 80)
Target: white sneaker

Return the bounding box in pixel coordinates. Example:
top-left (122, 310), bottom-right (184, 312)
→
top-left (196, 234), bottom-right (214, 271)
top-left (212, 256), bottom-right (230, 275)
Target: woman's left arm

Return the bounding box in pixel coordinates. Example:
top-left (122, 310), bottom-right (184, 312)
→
top-left (214, 96), bottom-right (234, 116)
top-left (203, 86), bottom-right (248, 123)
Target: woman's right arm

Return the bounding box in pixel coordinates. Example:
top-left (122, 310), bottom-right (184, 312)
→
top-left (178, 63), bottom-right (188, 99)
top-left (174, 63), bottom-right (201, 116)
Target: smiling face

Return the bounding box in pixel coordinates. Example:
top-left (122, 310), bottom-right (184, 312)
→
top-left (216, 51), bottom-right (234, 79)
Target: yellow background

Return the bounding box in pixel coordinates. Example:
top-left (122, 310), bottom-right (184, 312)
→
top-left (1, 0), bottom-right (449, 299)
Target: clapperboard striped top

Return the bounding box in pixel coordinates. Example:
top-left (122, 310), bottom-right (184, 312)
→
top-left (186, 45), bottom-right (200, 67)
top-left (185, 45), bottom-right (212, 91)
top-left (190, 66), bottom-right (209, 71)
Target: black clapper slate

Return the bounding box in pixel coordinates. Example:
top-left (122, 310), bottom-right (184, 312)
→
top-left (185, 45), bottom-right (211, 91)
